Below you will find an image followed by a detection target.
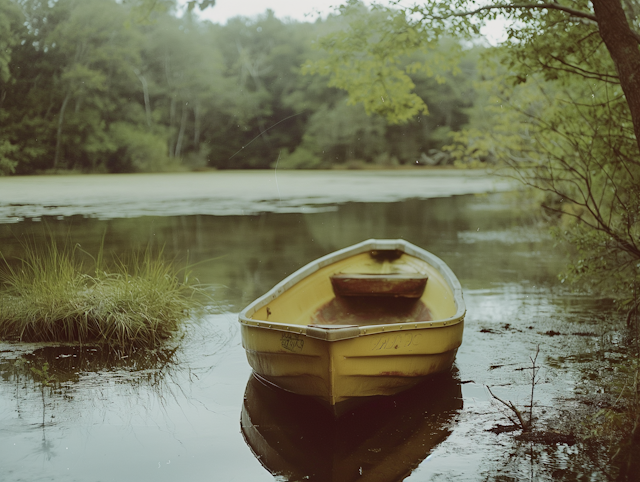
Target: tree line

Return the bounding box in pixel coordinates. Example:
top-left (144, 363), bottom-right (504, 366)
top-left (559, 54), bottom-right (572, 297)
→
top-left (0, 0), bottom-right (481, 175)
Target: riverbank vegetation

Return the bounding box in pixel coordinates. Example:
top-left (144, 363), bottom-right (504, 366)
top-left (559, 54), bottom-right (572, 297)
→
top-left (0, 238), bottom-right (203, 349)
top-left (0, 0), bottom-right (481, 174)
top-left (305, 0), bottom-right (640, 476)
top-left (312, 0), bottom-right (640, 309)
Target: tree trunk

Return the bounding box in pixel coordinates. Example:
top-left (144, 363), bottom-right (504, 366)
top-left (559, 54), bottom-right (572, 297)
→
top-left (133, 69), bottom-right (152, 128)
top-left (174, 102), bottom-right (188, 158)
top-left (168, 95), bottom-right (176, 158)
top-left (54, 92), bottom-right (71, 169)
top-left (592, 0), bottom-right (640, 153)
top-left (193, 100), bottom-right (200, 149)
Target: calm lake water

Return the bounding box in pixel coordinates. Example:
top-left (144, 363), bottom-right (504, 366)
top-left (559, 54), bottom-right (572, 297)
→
top-left (0, 171), bottom-right (623, 481)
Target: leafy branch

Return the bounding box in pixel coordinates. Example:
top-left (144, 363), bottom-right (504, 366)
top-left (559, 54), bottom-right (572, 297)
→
top-left (416, 2), bottom-right (597, 23)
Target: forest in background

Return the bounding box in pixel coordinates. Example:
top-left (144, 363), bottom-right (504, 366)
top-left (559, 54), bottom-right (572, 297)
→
top-left (0, 0), bottom-right (483, 175)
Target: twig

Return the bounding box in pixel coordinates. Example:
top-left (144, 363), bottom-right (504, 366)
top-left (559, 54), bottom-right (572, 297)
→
top-left (529, 345), bottom-right (540, 425)
top-left (626, 298), bottom-right (640, 327)
top-left (487, 385), bottom-right (530, 432)
top-left (487, 346), bottom-right (542, 432)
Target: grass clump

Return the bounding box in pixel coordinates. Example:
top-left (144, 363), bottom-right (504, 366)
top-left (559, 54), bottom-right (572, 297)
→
top-left (0, 239), bottom-right (203, 349)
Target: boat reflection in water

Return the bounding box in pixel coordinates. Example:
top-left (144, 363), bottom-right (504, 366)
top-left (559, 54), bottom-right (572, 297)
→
top-left (240, 371), bottom-right (462, 482)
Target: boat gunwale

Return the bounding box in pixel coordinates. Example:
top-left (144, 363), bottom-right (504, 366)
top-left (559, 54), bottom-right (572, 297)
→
top-left (238, 239), bottom-right (466, 340)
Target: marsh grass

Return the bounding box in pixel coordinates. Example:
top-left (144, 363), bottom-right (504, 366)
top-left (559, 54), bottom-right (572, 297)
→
top-left (0, 238), bottom-right (204, 349)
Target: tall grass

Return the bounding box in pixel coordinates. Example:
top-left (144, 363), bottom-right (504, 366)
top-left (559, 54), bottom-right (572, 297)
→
top-left (0, 238), bottom-right (203, 349)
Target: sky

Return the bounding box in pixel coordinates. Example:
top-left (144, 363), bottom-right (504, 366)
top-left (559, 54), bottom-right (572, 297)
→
top-left (188, 0), bottom-right (507, 44)
top-left (194, 0), bottom-right (347, 24)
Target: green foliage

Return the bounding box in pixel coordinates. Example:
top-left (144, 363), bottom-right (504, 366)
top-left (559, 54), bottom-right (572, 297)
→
top-left (302, 101), bottom-right (387, 165)
top-left (0, 0), bottom-right (22, 84)
top-left (0, 0), bottom-right (477, 172)
top-left (0, 140), bottom-right (18, 175)
top-left (30, 361), bottom-right (56, 388)
top-left (446, 51), bottom-right (640, 300)
top-left (126, 0), bottom-right (174, 25)
top-left (274, 147), bottom-right (322, 170)
top-left (0, 237), bottom-right (204, 349)
top-left (108, 122), bottom-right (177, 172)
top-left (579, 354), bottom-right (640, 478)
top-left (307, 0), bottom-right (640, 303)
top-left (303, 1), bottom-right (462, 124)
top-left (128, 0), bottom-right (215, 22)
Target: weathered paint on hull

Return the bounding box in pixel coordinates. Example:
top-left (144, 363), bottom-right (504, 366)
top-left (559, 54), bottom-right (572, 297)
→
top-left (241, 319), bottom-right (463, 408)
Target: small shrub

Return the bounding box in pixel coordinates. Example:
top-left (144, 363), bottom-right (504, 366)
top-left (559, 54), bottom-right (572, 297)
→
top-left (273, 147), bottom-right (323, 169)
top-left (373, 152), bottom-right (400, 167)
top-left (0, 140), bottom-right (19, 175)
top-left (108, 122), bottom-right (179, 172)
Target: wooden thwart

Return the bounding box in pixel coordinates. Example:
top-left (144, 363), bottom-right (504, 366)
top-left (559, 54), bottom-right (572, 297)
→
top-left (330, 273), bottom-right (428, 298)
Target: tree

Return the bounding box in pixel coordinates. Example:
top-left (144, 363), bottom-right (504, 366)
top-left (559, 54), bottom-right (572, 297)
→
top-left (290, 100), bottom-right (387, 167)
top-left (0, 0), bottom-right (28, 174)
top-left (46, 0), bottom-right (145, 170)
top-left (141, 13), bottom-right (224, 164)
top-left (309, 1), bottom-right (640, 144)
top-left (127, 0), bottom-right (215, 24)
top-left (307, 0), bottom-right (639, 302)
top-left (208, 12), bottom-right (321, 168)
top-left (1, 0), bottom-right (483, 173)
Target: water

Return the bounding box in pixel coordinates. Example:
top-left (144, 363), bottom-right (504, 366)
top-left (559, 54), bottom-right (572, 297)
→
top-left (0, 171), bottom-right (623, 481)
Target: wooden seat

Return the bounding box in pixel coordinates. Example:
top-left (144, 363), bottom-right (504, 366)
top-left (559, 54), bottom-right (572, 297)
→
top-left (312, 296), bottom-right (433, 325)
top-left (330, 273), bottom-right (428, 299)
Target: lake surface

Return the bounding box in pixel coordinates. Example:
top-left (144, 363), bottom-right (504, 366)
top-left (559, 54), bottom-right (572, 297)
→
top-left (0, 171), bottom-right (622, 481)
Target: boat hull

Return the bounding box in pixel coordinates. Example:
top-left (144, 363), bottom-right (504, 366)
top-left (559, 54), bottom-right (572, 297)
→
top-left (239, 239), bottom-right (466, 413)
top-left (241, 314), bottom-right (463, 408)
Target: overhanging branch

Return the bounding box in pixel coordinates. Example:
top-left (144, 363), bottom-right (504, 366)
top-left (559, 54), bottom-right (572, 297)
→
top-left (427, 2), bottom-right (596, 22)
top-left (422, 2), bottom-right (640, 44)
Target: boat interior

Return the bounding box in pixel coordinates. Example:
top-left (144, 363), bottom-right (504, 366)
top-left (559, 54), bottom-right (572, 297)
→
top-left (251, 248), bottom-right (456, 327)
top-left (311, 294), bottom-right (433, 326)
top-left (310, 249), bottom-right (432, 326)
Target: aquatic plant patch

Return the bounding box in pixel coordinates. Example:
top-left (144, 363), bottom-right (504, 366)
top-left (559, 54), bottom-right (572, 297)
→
top-left (0, 240), bottom-right (203, 349)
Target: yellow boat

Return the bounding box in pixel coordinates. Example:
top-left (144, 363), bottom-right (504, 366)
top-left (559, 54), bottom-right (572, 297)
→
top-left (238, 239), bottom-right (465, 414)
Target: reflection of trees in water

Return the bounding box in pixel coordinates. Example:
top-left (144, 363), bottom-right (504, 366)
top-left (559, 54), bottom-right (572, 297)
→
top-left (0, 312), bottom-right (235, 469)
top-left (0, 311), bottom-right (235, 409)
top-left (0, 342), bottom-right (184, 467)
top-left (241, 371), bottom-right (463, 481)
top-left (303, 198), bottom-right (466, 252)
top-left (0, 193), bottom-right (563, 313)
top-left (481, 439), bottom-right (612, 482)
top-left (0, 341), bottom-right (184, 419)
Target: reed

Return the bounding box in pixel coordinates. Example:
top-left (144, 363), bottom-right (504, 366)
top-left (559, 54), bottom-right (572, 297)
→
top-left (0, 239), bottom-right (203, 349)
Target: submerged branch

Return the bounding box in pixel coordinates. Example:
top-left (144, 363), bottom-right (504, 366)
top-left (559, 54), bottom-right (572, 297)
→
top-left (487, 385), bottom-right (531, 432)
